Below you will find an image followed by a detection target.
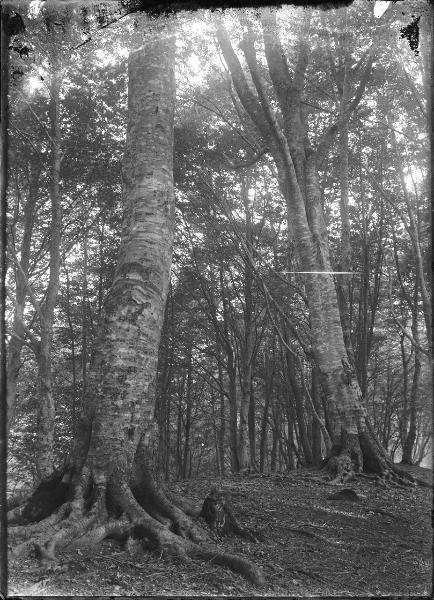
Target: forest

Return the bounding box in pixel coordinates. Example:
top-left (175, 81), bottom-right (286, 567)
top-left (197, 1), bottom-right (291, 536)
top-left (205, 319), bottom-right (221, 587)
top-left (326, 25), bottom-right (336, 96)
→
top-left (2, 0), bottom-right (432, 596)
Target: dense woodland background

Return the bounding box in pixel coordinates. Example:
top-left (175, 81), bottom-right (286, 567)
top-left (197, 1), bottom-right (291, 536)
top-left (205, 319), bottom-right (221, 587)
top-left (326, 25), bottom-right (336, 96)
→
top-left (6, 1), bottom-right (431, 493)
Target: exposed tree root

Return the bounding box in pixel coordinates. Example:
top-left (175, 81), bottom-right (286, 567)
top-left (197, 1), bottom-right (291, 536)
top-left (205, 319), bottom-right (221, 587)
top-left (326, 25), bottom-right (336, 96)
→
top-left (164, 488), bottom-right (201, 518)
top-left (11, 503), bottom-right (76, 559)
top-left (10, 467), bottom-right (264, 585)
top-left (189, 545), bottom-right (264, 584)
top-left (320, 426), bottom-right (427, 488)
top-left (11, 502), bottom-right (71, 541)
top-left (322, 456), bottom-right (420, 487)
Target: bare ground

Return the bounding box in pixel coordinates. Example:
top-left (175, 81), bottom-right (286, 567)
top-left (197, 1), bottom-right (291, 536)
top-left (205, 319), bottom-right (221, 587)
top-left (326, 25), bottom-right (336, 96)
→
top-left (9, 466), bottom-right (432, 597)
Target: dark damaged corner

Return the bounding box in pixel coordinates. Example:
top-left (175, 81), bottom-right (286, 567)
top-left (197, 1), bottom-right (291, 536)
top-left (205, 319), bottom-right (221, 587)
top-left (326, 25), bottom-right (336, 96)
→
top-left (32, 0), bottom-right (357, 19)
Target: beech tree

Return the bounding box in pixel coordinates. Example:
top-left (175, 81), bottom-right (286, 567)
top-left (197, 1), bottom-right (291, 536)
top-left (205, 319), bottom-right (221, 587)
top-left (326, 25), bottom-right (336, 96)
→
top-left (9, 16), bottom-right (263, 584)
top-left (214, 7), bottom-right (424, 483)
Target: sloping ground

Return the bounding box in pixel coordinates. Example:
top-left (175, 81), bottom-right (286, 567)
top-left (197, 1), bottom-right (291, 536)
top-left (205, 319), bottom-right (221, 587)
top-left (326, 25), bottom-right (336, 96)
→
top-left (9, 467), bottom-right (432, 597)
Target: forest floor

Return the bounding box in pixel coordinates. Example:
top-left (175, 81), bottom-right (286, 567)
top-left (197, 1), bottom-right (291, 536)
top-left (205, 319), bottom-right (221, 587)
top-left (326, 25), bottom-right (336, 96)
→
top-left (9, 465), bottom-right (432, 597)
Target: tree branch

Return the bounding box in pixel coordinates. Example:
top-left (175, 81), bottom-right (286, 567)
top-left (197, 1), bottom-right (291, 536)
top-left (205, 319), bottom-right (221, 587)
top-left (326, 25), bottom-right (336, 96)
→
top-left (7, 242), bottom-right (44, 320)
top-left (6, 288), bottom-right (40, 353)
top-left (316, 48), bottom-right (375, 167)
top-left (220, 147), bottom-right (269, 170)
top-left (215, 21), bottom-right (279, 155)
top-left (391, 314), bottom-right (430, 357)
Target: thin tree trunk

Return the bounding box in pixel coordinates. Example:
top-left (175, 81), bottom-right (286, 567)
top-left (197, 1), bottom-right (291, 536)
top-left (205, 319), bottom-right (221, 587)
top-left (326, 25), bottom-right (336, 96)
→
top-left (218, 263), bottom-right (240, 472)
top-left (210, 390), bottom-right (221, 475)
top-left (259, 392), bottom-right (270, 473)
top-left (399, 335), bottom-right (409, 452)
top-left (402, 282), bottom-right (421, 464)
top-left (311, 365), bottom-right (322, 465)
top-left (270, 427), bottom-right (278, 473)
top-left (7, 164), bottom-right (40, 426)
top-left (238, 362), bottom-right (251, 470)
top-left (217, 354), bottom-right (226, 476)
top-left (357, 191), bottom-right (370, 400)
top-left (389, 116), bottom-right (431, 346)
top-left (97, 218), bottom-right (105, 315)
top-left (284, 345), bottom-right (313, 465)
top-left (238, 177), bottom-right (256, 470)
top-left (248, 386), bottom-right (256, 469)
top-left (156, 289), bottom-right (174, 480)
top-left (64, 266), bottom-right (78, 432)
top-left (176, 381), bottom-right (184, 479)
top-left (35, 69), bottom-right (63, 481)
top-left (165, 388), bottom-right (171, 480)
top-left (227, 353), bottom-right (239, 472)
top-left (81, 231), bottom-right (88, 409)
top-left (286, 420), bottom-right (295, 470)
top-left (182, 349), bottom-right (193, 479)
top-left (259, 340), bottom-right (274, 473)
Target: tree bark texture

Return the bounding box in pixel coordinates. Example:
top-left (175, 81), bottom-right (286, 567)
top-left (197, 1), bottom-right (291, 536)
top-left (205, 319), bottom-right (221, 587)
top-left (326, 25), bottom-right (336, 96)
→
top-left (83, 36), bottom-right (176, 479)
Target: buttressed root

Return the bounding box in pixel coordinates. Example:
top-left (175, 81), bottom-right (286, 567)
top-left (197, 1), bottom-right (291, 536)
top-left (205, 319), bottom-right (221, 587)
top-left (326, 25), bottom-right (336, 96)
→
top-left (10, 468), bottom-right (264, 585)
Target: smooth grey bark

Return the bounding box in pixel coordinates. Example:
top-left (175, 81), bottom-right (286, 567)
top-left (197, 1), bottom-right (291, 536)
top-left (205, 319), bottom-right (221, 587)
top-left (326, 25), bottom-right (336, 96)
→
top-left (216, 10), bottom-right (410, 481)
top-left (71, 31), bottom-right (177, 482)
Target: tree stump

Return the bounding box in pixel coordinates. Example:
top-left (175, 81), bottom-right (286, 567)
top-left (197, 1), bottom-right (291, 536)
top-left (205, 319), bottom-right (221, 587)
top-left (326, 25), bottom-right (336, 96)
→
top-left (200, 487), bottom-right (257, 541)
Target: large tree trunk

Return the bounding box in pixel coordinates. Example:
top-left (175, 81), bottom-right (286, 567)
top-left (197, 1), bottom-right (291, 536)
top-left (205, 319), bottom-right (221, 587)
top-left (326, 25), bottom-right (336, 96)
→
top-left (10, 27), bottom-right (262, 585)
top-left (216, 9), bottom-right (417, 484)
